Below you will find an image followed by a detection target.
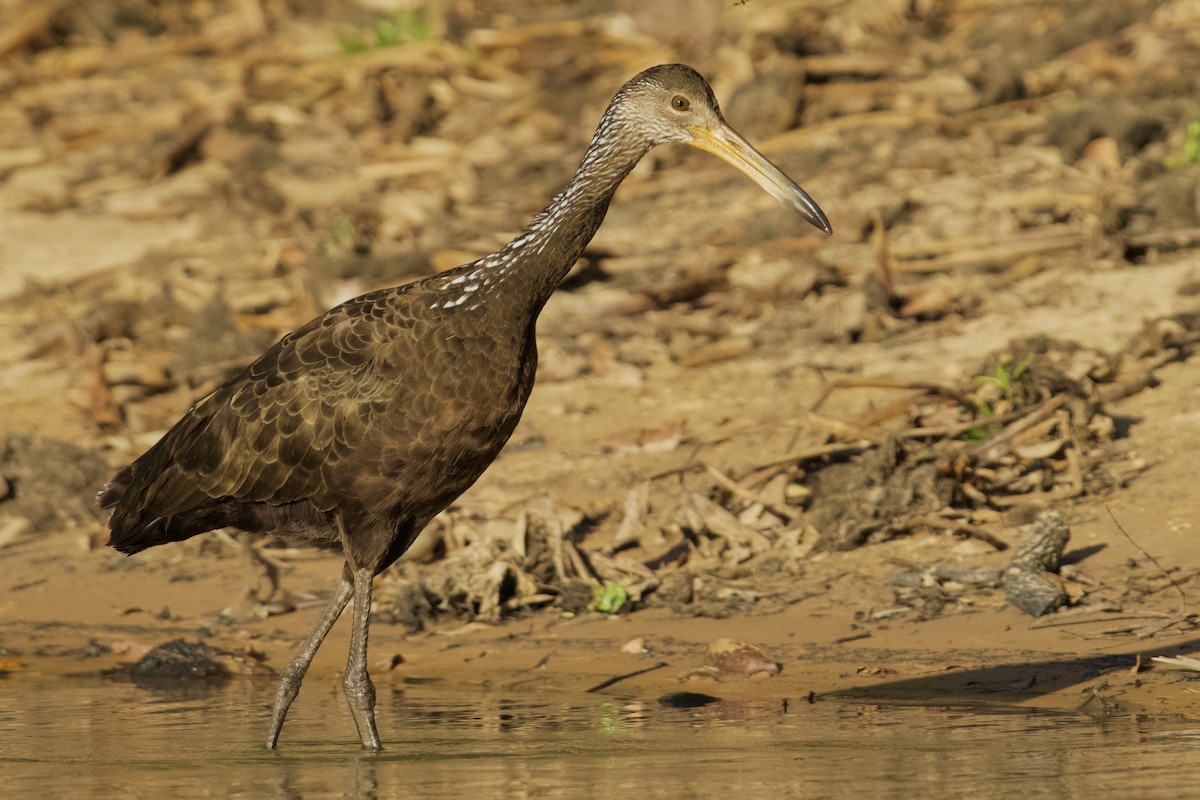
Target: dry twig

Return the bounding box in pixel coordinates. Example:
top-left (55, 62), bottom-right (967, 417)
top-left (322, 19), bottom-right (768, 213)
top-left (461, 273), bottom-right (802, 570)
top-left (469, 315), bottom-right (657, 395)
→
top-left (1106, 505), bottom-right (1187, 616)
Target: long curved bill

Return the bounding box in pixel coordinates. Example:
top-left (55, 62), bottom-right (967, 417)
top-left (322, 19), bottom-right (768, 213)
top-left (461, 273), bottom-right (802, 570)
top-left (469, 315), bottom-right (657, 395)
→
top-left (689, 123), bottom-right (832, 235)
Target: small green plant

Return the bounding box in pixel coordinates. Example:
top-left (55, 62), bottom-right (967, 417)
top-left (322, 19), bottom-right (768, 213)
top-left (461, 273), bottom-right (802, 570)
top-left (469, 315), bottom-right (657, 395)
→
top-left (1164, 121), bottom-right (1200, 168)
top-left (321, 216), bottom-right (357, 256)
top-left (974, 352), bottom-right (1034, 409)
top-left (337, 8), bottom-right (433, 55)
top-left (592, 582), bottom-right (628, 614)
top-left (336, 33), bottom-right (370, 55)
top-left (376, 9), bottom-right (432, 45)
top-left (962, 353), bottom-right (1034, 441)
top-left (960, 422), bottom-right (993, 442)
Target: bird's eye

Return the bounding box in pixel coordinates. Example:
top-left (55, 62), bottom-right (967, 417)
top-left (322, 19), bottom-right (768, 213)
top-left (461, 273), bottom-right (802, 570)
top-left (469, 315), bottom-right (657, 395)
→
top-left (670, 95), bottom-right (691, 112)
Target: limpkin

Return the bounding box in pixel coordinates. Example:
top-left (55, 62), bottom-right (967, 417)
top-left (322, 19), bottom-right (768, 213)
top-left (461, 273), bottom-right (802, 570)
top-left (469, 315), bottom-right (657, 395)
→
top-left (100, 64), bottom-right (831, 749)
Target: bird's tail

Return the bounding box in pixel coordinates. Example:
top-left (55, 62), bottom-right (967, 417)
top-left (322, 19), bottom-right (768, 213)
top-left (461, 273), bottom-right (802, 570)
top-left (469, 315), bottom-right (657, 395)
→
top-left (97, 467), bottom-right (130, 515)
top-left (98, 463), bottom-right (210, 555)
top-left (98, 466), bottom-right (157, 555)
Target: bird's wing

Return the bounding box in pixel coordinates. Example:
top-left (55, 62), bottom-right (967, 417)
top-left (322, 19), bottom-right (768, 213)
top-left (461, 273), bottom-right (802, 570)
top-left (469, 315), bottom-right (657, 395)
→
top-left (107, 288), bottom-right (419, 533)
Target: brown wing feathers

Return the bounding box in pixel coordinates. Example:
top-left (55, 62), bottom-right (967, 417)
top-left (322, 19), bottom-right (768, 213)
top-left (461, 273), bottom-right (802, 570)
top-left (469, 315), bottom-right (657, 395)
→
top-left (101, 291), bottom-right (409, 554)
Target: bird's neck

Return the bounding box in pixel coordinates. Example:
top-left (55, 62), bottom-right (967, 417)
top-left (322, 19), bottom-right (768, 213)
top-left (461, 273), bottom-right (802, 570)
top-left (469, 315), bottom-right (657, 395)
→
top-left (489, 119), bottom-right (650, 315)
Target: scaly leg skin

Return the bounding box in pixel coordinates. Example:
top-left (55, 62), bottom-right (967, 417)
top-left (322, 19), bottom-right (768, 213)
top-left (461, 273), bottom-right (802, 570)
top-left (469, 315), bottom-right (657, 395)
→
top-left (266, 578), bottom-right (354, 749)
top-left (343, 566), bottom-right (382, 750)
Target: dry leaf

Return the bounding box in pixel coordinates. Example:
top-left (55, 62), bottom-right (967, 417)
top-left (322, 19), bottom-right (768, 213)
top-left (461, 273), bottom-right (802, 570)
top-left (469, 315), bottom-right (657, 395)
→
top-left (705, 638), bottom-right (781, 677)
top-left (620, 637), bottom-right (647, 654)
top-left (1013, 438), bottom-right (1065, 461)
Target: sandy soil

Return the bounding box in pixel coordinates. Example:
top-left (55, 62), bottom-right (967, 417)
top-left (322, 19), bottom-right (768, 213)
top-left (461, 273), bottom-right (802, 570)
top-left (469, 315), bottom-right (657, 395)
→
top-left (2, 0), bottom-right (1199, 720)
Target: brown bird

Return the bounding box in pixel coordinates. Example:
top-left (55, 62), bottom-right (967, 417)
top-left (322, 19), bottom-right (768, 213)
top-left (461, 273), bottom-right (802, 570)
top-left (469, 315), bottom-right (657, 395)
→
top-left (100, 63), bottom-right (831, 749)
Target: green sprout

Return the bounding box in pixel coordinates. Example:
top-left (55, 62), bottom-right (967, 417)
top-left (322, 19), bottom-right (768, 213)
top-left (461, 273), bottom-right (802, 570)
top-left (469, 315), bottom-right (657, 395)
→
top-left (336, 33), bottom-right (370, 55)
top-left (962, 419), bottom-right (997, 442)
top-left (1164, 121), bottom-right (1200, 168)
top-left (592, 582), bottom-right (628, 614)
top-left (337, 9), bottom-right (434, 55)
top-left (375, 9), bottom-right (432, 46)
top-left (974, 352), bottom-right (1034, 404)
top-left (321, 216), bottom-right (357, 256)
top-left (962, 353), bottom-right (1035, 441)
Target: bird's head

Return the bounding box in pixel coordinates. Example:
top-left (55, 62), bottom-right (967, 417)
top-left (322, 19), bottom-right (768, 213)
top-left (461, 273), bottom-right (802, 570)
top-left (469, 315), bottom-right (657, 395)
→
top-left (608, 64), bottom-right (832, 236)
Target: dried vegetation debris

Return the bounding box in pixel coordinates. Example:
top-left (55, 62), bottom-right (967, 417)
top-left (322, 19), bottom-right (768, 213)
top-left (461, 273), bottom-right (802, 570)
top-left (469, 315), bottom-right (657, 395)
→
top-left (2, 1), bottom-right (1200, 624)
top-left (805, 319), bottom-right (1200, 542)
top-left (373, 316), bottom-right (1196, 629)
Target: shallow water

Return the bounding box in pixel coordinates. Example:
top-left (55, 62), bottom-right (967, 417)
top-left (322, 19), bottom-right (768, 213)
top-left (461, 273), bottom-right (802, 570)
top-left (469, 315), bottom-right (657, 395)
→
top-left (2, 677), bottom-right (1198, 798)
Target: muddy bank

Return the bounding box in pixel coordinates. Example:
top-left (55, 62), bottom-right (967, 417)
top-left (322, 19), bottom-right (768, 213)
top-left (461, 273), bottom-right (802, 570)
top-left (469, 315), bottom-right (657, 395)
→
top-left (1, 0), bottom-right (1199, 719)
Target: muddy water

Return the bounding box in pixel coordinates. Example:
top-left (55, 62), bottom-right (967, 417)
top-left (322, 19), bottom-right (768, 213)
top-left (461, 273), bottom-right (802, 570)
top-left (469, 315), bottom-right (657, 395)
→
top-left (3, 678), bottom-right (1198, 798)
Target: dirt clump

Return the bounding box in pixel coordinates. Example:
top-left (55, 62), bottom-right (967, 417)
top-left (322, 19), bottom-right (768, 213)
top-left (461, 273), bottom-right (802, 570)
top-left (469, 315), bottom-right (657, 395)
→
top-left (0, 434), bottom-right (110, 537)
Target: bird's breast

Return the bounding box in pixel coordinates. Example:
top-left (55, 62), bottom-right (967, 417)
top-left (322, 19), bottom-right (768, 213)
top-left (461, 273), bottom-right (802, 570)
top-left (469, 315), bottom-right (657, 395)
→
top-left (344, 327), bottom-right (536, 520)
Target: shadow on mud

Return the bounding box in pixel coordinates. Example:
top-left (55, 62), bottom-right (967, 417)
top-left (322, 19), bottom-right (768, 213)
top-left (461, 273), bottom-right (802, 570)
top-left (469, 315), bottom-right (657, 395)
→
top-left (831, 636), bottom-right (1200, 707)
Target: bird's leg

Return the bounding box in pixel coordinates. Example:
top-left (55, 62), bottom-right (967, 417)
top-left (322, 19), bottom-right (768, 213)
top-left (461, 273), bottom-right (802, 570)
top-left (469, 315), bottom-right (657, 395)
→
top-left (343, 565), bottom-right (382, 750)
top-left (266, 577), bottom-right (353, 749)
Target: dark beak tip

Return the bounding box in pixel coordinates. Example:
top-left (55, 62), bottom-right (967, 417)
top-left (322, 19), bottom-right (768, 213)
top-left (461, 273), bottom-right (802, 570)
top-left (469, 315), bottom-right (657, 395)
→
top-left (806, 209), bottom-right (833, 236)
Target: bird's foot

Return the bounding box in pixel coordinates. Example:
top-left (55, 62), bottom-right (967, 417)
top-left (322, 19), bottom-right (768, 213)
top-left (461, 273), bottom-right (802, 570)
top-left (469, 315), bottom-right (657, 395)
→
top-left (344, 672), bottom-right (381, 750)
top-left (357, 720), bottom-right (382, 751)
top-left (265, 653), bottom-right (312, 748)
